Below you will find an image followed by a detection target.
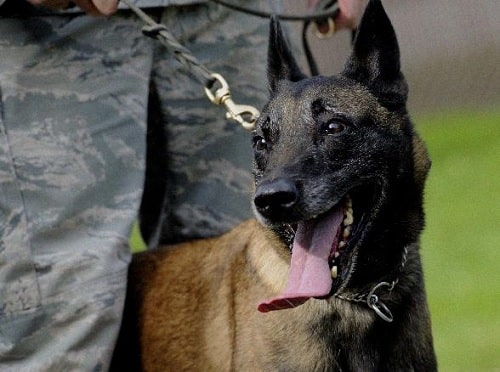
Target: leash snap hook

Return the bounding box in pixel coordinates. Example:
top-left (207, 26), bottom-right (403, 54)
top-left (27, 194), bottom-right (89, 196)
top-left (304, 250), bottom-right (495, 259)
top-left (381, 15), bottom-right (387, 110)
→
top-left (204, 73), bottom-right (259, 131)
top-left (367, 282), bottom-right (394, 323)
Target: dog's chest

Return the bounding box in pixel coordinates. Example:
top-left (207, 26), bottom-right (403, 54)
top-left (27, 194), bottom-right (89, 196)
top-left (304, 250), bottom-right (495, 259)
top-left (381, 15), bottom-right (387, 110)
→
top-left (247, 304), bottom-right (376, 371)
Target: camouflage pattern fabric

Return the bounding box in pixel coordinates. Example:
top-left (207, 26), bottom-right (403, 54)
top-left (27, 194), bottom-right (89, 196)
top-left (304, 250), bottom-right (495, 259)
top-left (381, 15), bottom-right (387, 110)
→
top-left (0, 1), bottom-right (282, 370)
top-left (151, 4), bottom-right (275, 243)
top-left (0, 12), bottom-right (153, 371)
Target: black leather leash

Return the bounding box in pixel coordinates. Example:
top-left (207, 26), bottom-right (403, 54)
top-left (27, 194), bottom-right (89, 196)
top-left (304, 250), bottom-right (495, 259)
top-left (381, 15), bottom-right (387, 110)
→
top-left (208, 0), bottom-right (341, 76)
top-left (208, 0), bottom-right (339, 22)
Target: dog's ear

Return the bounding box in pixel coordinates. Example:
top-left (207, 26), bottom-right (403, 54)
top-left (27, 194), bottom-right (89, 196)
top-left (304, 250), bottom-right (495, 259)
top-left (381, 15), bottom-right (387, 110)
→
top-left (342, 0), bottom-right (408, 110)
top-left (268, 16), bottom-right (307, 93)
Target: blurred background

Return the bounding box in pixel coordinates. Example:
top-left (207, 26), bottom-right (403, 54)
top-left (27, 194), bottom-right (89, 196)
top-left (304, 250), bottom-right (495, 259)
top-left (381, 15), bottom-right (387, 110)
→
top-left (286, 0), bottom-right (499, 370)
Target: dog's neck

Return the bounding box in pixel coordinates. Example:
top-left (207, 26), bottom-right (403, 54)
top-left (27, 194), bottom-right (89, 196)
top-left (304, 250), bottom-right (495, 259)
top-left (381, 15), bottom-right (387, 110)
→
top-left (338, 177), bottom-right (425, 307)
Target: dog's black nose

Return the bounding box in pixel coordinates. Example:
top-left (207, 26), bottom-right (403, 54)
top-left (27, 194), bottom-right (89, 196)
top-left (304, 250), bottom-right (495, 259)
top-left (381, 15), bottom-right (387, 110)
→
top-left (254, 178), bottom-right (298, 218)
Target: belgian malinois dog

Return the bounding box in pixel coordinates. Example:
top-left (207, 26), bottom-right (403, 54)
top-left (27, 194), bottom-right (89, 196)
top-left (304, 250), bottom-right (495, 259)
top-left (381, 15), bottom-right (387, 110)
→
top-left (112, 1), bottom-right (437, 370)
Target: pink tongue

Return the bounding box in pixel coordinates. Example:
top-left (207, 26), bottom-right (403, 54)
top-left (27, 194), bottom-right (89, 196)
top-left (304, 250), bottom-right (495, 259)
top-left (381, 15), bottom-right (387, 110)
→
top-left (258, 208), bottom-right (344, 313)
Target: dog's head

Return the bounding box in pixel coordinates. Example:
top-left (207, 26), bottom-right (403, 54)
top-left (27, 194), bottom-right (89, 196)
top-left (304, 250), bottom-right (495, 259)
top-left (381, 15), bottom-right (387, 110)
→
top-left (253, 0), bottom-right (430, 312)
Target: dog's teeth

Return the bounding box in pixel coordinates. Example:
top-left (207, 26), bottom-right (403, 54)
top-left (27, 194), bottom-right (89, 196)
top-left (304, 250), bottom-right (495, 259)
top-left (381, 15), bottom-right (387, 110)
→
top-left (339, 241), bottom-right (346, 249)
top-left (343, 209), bottom-right (354, 226)
top-left (334, 251), bottom-right (340, 258)
top-left (331, 265), bottom-right (338, 278)
top-left (343, 226), bottom-right (351, 239)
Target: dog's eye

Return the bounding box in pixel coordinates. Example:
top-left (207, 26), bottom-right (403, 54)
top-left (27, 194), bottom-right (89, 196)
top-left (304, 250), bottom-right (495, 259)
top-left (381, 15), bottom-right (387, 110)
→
top-left (323, 120), bottom-right (345, 136)
top-left (253, 135), bottom-right (268, 151)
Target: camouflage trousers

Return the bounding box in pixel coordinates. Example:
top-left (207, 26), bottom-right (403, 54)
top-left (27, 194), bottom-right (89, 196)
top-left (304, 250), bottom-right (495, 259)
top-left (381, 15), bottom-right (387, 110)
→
top-left (0, 3), bottom-right (277, 370)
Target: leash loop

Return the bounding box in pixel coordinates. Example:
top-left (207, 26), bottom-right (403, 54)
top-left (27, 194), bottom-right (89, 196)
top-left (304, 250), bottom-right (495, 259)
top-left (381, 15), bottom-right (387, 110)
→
top-left (204, 73), bottom-right (259, 130)
top-left (367, 282), bottom-right (394, 323)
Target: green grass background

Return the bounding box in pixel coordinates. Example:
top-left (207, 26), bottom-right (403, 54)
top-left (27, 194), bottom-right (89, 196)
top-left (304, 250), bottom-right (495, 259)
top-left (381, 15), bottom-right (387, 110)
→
top-left (416, 109), bottom-right (500, 371)
top-left (130, 108), bottom-right (500, 371)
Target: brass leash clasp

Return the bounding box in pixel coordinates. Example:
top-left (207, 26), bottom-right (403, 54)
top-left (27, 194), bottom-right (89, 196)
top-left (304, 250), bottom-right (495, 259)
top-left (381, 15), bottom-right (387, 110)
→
top-left (204, 73), bottom-right (259, 131)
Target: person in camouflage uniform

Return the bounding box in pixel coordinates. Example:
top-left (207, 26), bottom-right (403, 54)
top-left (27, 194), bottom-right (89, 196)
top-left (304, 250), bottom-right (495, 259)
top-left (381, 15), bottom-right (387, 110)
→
top-left (0, 0), bottom-right (362, 369)
top-left (0, 0), bottom-right (284, 369)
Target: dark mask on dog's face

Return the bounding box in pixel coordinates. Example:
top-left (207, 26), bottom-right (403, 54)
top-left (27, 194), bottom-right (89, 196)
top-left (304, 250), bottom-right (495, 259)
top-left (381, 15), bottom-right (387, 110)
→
top-left (253, 0), bottom-right (430, 312)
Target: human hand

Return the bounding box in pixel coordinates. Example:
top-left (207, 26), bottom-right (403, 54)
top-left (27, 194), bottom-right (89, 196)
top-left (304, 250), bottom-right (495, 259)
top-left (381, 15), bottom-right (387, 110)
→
top-left (335, 0), bottom-right (364, 30)
top-left (308, 0), bottom-right (364, 34)
top-left (27, 0), bottom-right (119, 16)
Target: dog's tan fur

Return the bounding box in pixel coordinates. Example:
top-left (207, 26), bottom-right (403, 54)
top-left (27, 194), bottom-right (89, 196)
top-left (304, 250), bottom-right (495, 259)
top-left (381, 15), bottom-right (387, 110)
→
top-left (129, 220), bottom-right (376, 371)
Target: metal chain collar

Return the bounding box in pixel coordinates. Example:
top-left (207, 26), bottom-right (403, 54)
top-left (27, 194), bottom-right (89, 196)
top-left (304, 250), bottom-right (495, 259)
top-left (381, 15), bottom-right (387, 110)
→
top-left (334, 245), bottom-right (409, 323)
